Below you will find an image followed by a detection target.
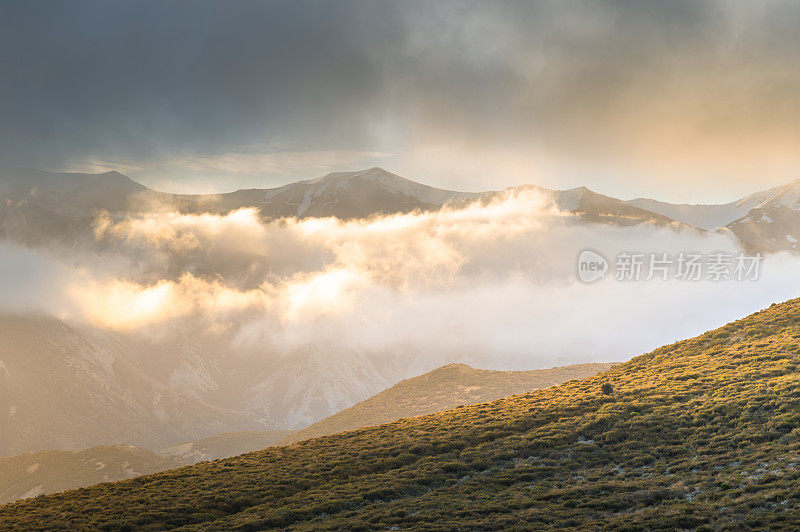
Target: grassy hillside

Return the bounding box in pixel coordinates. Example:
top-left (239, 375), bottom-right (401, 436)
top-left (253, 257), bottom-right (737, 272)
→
top-left (0, 430), bottom-right (291, 506)
top-left (281, 362), bottom-right (615, 445)
top-left (0, 363), bottom-right (606, 506)
top-left (2, 300), bottom-right (800, 529)
top-left (0, 446), bottom-right (178, 506)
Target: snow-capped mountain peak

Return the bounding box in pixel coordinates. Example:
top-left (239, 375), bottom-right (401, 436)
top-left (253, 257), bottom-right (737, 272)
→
top-left (260, 167), bottom-right (483, 218)
top-left (739, 177), bottom-right (800, 211)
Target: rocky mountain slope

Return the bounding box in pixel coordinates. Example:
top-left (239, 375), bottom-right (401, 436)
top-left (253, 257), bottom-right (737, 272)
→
top-left (112, 334), bottom-right (404, 431)
top-left (0, 313), bottom-right (265, 457)
top-left (3, 299), bottom-right (800, 529)
top-left (240, 346), bottom-right (397, 430)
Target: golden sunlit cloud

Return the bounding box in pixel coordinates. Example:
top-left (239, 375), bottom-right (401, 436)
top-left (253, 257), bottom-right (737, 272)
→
top-left (4, 186), bottom-right (800, 365)
top-left (69, 191), bottom-right (560, 330)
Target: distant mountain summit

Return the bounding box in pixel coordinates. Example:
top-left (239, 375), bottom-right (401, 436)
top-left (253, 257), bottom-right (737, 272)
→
top-left (0, 166), bottom-right (146, 216)
top-left (0, 167), bottom-right (483, 243)
top-left (626, 178), bottom-right (800, 232)
top-left (627, 178), bottom-right (800, 251)
top-left (739, 177), bottom-right (800, 211)
top-left (258, 167), bottom-right (483, 219)
top-left (2, 165), bottom-right (800, 250)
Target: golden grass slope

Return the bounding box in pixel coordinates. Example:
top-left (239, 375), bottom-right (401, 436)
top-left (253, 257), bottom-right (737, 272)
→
top-left (2, 300), bottom-right (800, 529)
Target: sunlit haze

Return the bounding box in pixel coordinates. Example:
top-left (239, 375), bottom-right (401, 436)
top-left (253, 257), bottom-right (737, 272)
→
top-left (3, 2), bottom-right (800, 523)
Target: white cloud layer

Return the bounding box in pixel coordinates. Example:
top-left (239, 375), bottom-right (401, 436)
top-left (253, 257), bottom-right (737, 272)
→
top-left (3, 190), bottom-right (799, 371)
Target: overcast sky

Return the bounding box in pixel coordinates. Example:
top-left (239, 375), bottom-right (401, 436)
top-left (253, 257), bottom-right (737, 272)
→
top-left (2, 0), bottom-right (800, 201)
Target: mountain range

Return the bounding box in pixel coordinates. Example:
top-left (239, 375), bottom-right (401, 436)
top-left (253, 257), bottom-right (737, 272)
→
top-left (0, 445), bottom-right (178, 506)
top-left (1, 165), bottom-right (798, 460)
top-left (3, 166), bottom-right (800, 251)
top-left (2, 299), bottom-right (798, 528)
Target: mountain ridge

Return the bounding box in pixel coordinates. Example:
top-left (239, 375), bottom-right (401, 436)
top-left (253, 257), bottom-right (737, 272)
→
top-left (280, 361), bottom-right (617, 445)
top-left (7, 164), bottom-right (800, 253)
top-left (2, 165), bottom-right (799, 236)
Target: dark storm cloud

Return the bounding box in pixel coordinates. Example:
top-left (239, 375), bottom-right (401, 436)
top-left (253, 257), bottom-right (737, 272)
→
top-left (2, 0), bottom-right (800, 196)
top-left (0, 0), bottom-right (402, 164)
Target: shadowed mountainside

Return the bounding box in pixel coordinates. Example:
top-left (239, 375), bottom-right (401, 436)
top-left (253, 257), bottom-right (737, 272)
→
top-left (0, 430), bottom-right (292, 505)
top-left (0, 313), bottom-right (265, 457)
top-left (0, 446), bottom-right (178, 506)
